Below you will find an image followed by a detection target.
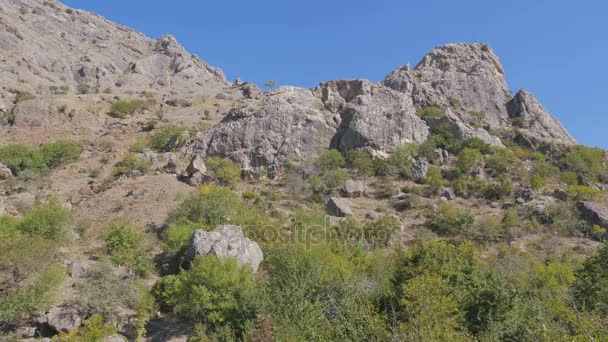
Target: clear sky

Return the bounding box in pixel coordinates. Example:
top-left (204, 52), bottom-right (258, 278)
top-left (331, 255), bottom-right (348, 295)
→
top-left (61, 0), bottom-right (608, 148)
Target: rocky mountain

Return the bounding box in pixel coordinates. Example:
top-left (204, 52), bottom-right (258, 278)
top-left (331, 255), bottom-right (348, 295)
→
top-left (0, 0), bottom-right (240, 115)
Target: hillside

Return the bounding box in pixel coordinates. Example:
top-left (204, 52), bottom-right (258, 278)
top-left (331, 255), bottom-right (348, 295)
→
top-left (1, 0), bottom-right (607, 341)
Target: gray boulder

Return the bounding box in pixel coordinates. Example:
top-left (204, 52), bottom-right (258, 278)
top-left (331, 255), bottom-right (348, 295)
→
top-left (424, 109), bottom-right (504, 147)
top-left (342, 179), bottom-right (365, 198)
top-left (442, 188), bottom-right (456, 201)
top-left (383, 42), bottom-right (512, 128)
top-left (69, 259), bottom-right (91, 278)
top-left (0, 162), bottom-right (12, 180)
top-left (577, 201), bottom-right (608, 228)
top-left (326, 197), bottom-right (353, 217)
top-left (186, 225), bottom-right (264, 273)
top-left (46, 306), bottom-right (85, 333)
top-left (5, 192), bottom-right (35, 211)
top-left (321, 80), bottom-right (429, 152)
top-left (411, 157), bottom-right (429, 182)
top-left (507, 89), bottom-right (576, 146)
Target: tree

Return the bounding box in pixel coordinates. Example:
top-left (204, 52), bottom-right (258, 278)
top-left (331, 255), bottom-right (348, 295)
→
top-left (346, 150), bottom-right (373, 178)
top-left (315, 149), bottom-right (345, 172)
top-left (206, 157), bottom-right (241, 187)
top-left (455, 147), bottom-right (483, 176)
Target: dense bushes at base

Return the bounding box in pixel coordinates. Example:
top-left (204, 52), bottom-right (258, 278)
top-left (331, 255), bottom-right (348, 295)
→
top-left (0, 141), bottom-right (81, 176)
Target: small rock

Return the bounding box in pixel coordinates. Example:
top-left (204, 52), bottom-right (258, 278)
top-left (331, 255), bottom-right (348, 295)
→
top-left (366, 211), bottom-right (379, 220)
top-left (516, 197), bottom-right (525, 205)
top-left (490, 201), bottom-right (499, 208)
top-left (69, 259), bottom-right (90, 278)
top-left (18, 326), bottom-right (37, 338)
top-left (501, 202), bottom-right (514, 210)
top-left (325, 197), bottom-right (353, 217)
top-left (411, 157), bottom-right (429, 182)
top-left (515, 187), bottom-right (534, 202)
top-left (0, 162), bottom-right (12, 180)
top-left (439, 196), bottom-right (448, 202)
top-left (186, 155), bottom-right (207, 176)
top-left (442, 188), bottom-right (456, 201)
top-left (554, 189), bottom-right (569, 201)
top-left (103, 335), bottom-right (128, 342)
top-left (342, 180), bottom-right (365, 198)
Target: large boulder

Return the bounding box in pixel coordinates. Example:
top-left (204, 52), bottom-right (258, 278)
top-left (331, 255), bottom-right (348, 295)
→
top-left (46, 306), bottom-right (85, 333)
top-left (186, 86), bottom-right (339, 178)
top-left (186, 225), bottom-right (264, 273)
top-left (342, 179), bottom-right (365, 198)
top-left (577, 201), bottom-right (608, 229)
top-left (507, 89), bottom-right (576, 146)
top-left (4, 192), bottom-right (36, 211)
top-left (424, 109), bottom-right (504, 147)
top-left (320, 80), bottom-right (429, 152)
top-left (383, 42), bottom-right (512, 128)
top-left (326, 197), bottom-right (353, 217)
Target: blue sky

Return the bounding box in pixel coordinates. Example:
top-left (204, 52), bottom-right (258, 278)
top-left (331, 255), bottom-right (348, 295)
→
top-left (62, 0), bottom-right (608, 148)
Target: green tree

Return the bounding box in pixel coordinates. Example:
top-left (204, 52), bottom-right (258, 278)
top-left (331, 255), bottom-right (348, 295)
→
top-left (149, 125), bottom-right (189, 152)
top-left (425, 166), bottom-right (446, 194)
top-left (40, 140), bottom-right (81, 168)
top-left (427, 203), bottom-right (475, 237)
top-left (104, 221), bottom-right (152, 276)
top-left (399, 274), bottom-right (469, 341)
top-left (315, 149), bottom-right (345, 172)
top-left (263, 80), bottom-right (276, 90)
top-left (346, 150), bottom-right (373, 178)
top-left (0, 144), bottom-right (47, 175)
top-left (206, 157), bottom-right (241, 187)
top-left (563, 145), bottom-right (605, 180)
top-left (455, 147), bottom-right (483, 176)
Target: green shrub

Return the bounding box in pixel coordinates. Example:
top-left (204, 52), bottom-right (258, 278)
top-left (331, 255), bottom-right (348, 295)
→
top-left (416, 106), bottom-right (444, 119)
top-left (40, 140), bottom-right (81, 168)
top-left (153, 256), bottom-right (258, 337)
top-left (15, 92), bottom-right (34, 103)
top-left (75, 263), bottom-right (142, 321)
top-left (17, 200), bottom-right (71, 242)
top-left (206, 156), bottom-right (241, 187)
top-left (559, 171), bottom-right (580, 186)
top-left (455, 147), bottom-right (483, 175)
top-left (425, 166), bottom-right (446, 194)
top-left (56, 314), bottom-right (116, 342)
top-left (462, 138), bottom-right (492, 154)
top-left (485, 148), bottom-right (519, 175)
top-left (387, 143), bottom-right (418, 178)
top-left (530, 173), bottom-right (546, 190)
top-left (315, 149), bottom-right (345, 172)
top-left (346, 150), bottom-right (373, 178)
top-left (111, 154), bottom-right (151, 178)
top-left (49, 85), bottom-right (70, 95)
top-left (104, 221), bottom-right (152, 276)
top-left (363, 215), bottom-right (401, 248)
top-left (0, 144), bottom-right (47, 175)
top-left (109, 99), bottom-right (153, 118)
top-left (149, 125), bottom-right (189, 152)
top-left (565, 185), bottom-right (601, 201)
top-left (0, 265), bottom-right (64, 323)
top-left (572, 241), bottom-right (608, 313)
top-left (563, 145), bottom-right (605, 179)
top-left (76, 82), bottom-right (93, 94)
top-left (427, 203), bottom-right (475, 236)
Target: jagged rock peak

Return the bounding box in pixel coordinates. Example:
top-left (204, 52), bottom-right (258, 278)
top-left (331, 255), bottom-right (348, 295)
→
top-left (507, 89), bottom-right (576, 146)
top-left (383, 42), bottom-right (512, 128)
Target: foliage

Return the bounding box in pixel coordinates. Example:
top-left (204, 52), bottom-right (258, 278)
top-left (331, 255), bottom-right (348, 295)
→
top-left (573, 241), bottom-right (608, 314)
top-left (485, 148), bottom-right (519, 176)
top-left (206, 157), bottom-right (241, 187)
top-left (416, 106), bottom-right (444, 119)
top-left (529, 173), bottom-right (546, 190)
top-left (386, 143), bottom-right (418, 178)
top-left (562, 145), bottom-right (605, 180)
top-left (315, 149), bottom-right (345, 172)
top-left (56, 314), bottom-right (116, 342)
top-left (40, 140), bottom-right (82, 168)
top-left (153, 256), bottom-right (257, 337)
top-left (346, 150), bottom-right (373, 178)
top-left (149, 125), bottom-right (189, 152)
top-left (565, 185), bottom-right (601, 201)
top-left (76, 82), bottom-right (94, 94)
top-left (455, 147), bottom-right (483, 176)
top-left (0, 144), bottom-right (47, 175)
top-left (75, 263), bottom-right (143, 321)
top-left (426, 203), bottom-right (475, 236)
top-left (0, 265), bottom-right (64, 323)
top-left (111, 154), bottom-right (151, 178)
top-left (398, 274), bottom-right (469, 341)
top-left (104, 221), bottom-right (153, 276)
top-left (425, 166), bottom-right (446, 194)
top-left (16, 199), bottom-right (71, 242)
top-left (109, 99), bottom-right (154, 118)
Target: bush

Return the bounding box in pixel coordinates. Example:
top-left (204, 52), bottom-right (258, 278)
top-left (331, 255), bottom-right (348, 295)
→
top-left (56, 314), bottom-right (116, 342)
top-left (425, 166), bottom-right (446, 194)
top-left (363, 215), bottom-right (401, 248)
top-left (109, 99), bottom-right (154, 118)
top-left (455, 147), bottom-right (483, 176)
top-left (346, 150), bottom-right (373, 178)
top-left (149, 125), bottom-right (189, 152)
top-left (462, 138), bottom-right (492, 155)
top-left (0, 265), bottom-right (64, 323)
top-left (76, 82), bottom-right (94, 94)
top-left (315, 149), bottom-right (345, 172)
top-left (206, 157), bottom-right (241, 187)
top-left (111, 154), bottom-right (151, 178)
top-left (104, 221), bottom-right (152, 276)
top-left (17, 200), bottom-right (71, 242)
top-left (40, 140), bottom-right (81, 168)
top-left (416, 106), bottom-right (444, 119)
top-left (387, 143), bottom-right (418, 178)
top-left (75, 263), bottom-right (142, 321)
top-left (427, 203), bottom-right (475, 236)
top-left (562, 145), bottom-right (605, 180)
top-left (153, 256), bottom-right (258, 337)
top-left (559, 171), bottom-right (580, 186)
top-left (565, 185), bottom-right (601, 201)
top-left (485, 148), bottom-right (519, 176)
top-left (530, 173), bottom-right (546, 190)
top-left (0, 144), bottom-right (47, 175)
top-left (572, 241), bottom-right (608, 314)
